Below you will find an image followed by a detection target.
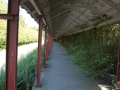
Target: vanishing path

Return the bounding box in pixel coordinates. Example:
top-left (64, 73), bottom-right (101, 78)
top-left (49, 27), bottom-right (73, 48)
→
top-left (32, 41), bottom-right (101, 90)
top-left (0, 42), bottom-right (38, 68)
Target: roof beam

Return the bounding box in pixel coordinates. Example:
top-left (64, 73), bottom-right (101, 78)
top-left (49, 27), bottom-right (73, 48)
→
top-left (29, 0), bottom-right (41, 15)
top-left (65, 16), bottom-right (120, 36)
top-left (54, 20), bottom-right (70, 30)
top-left (77, 1), bottom-right (107, 20)
top-left (52, 15), bottom-right (68, 23)
top-left (70, 12), bottom-right (89, 26)
top-left (42, 0), bottom-right (60, 9)
top-left (53, 17), bottom-right (71, 25)
top-left (102, 0), bottom-right (120, 13)
top-left (62, 0), bottom-right (97, 31)
top-left (31, 10), bottom-right (37, 14)
top-left (52, 18), bottom-right (65, 24)
top-left (45, 0), bottom-right (76, 16)
top-left (29, 0), bottom-right (47, 26)
top-left (20, 3), bottom-right (38, 21)
top-left (51, 10), bottom-right (69, 20)
top-left (20, 0), bottom-right (27, 4)
top-left (62, 4), bottom-right (96, 9)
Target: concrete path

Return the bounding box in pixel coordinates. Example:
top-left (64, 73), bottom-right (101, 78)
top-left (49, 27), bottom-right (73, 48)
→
top-left (32, 41), bottom-right (101, 90)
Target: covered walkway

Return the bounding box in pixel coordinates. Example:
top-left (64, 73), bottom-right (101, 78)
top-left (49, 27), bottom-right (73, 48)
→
top-left (0, 0), bottom-right (120, 90)
top-left (32, 41), bottom-right (101, 90)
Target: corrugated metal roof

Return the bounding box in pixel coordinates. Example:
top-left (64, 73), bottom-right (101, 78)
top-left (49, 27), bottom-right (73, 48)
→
top-left (20, 0), bottom-right (120, 38)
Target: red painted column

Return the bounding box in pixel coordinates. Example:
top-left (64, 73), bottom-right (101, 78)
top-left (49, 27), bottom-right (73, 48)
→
top-left (49, 32), bottom-right (52, 53)
top-left (46, 31), bottom-right (49, 57)
top-left (48, 32), bottom-right (51, 54)
top-left (5, 0), bottom-right (19, 90)
top-left (44, 26), bottom-right (48, 68)
top-left (37, 15), bottom-right (43, 87)
top-left (47, 31), bottom-right (49, 56)
top-left (117, 31), bottom-right (120, 83)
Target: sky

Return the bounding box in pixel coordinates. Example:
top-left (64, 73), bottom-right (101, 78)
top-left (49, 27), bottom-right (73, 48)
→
top-left (3, 0), bottom-right (38, 28)
top-left (19, 8), bottom-right (38, 28)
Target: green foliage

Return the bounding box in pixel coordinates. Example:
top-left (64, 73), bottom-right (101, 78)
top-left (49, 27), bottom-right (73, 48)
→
top-left (57, 24), bottom-right (119, 78)
top-left (18, 26), bottom-right (38, 45)
top-left (0, 46), bottom-right (44, 90)
top-left (0, 66), bottom-right (5, 90)
top-left (0, 0), bottom-right (38, 50)
top-left (0, 0), bottom-right (7, 13)
top-left (91, 14), bottom-right (112, 26)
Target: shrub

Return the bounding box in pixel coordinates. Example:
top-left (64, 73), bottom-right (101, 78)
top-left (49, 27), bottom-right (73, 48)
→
top-left (57, 24), bottom-right (119, 77)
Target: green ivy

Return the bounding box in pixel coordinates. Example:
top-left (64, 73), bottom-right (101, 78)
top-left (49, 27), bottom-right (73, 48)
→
top-left (57, 24), bottom-right (119, 78)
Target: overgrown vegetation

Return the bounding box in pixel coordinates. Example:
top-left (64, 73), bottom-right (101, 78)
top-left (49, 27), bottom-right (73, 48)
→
top-left (0, 0), bottom-right (38, 50)
top-left (0, 46), bottom-right (44, 90)
top-left (57, 24), bottom-right (120, 78)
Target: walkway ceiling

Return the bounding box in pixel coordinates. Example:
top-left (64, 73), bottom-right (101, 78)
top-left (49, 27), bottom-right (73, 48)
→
top-left (20, 0), bottom-right (120, 38)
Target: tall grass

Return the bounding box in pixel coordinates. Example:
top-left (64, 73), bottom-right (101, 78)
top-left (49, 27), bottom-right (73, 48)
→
top-left (0, 46), bottom-right (44, 90)
top-left (57, 24), bottom-right (119, 78)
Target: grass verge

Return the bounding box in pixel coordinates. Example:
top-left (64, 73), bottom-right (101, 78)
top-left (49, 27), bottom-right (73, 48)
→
top-left (0, 46), bottom-right (44, 90)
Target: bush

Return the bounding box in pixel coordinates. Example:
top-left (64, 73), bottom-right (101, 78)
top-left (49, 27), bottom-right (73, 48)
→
top-left (0, 0), bottom-right (38, 50)
top-left (0, 46), bottom-right (44, 90)
top-left (57, 24), bottom-right (119, 77)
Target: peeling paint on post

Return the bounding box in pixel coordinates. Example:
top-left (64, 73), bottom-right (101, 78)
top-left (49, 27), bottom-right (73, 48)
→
top-left (5, 0), bottom-right (19, 90)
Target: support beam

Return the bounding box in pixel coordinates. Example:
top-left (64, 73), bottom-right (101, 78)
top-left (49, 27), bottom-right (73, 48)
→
top-left (52, 18), bottom-right (65, 25)
top-left (65, 16), bottom-right (120, 36)
top-left (20, 0), bottom-right (28, 4)
top-left (0, 14), bottom-right (18, 20)
top-left (42, 0), bottom-right (60, 9)
top-left (102, 0), bottom-right (120, 13)
top-left (62, 4), bottom-right (96, 9)
top-left (51, 10), bottom-right (69, 20)
top-left (78, 0), bottom-right (106, 20)
top-left (37, 15), bottom-right (43, 87)
top-left (29, 0), bottom-right (47, 25)
top-left (117, 31), bottom-right (120, 83)
top-left (5, 0), bottom-right (19, 90)
top-left (62, 0), bottom-right (98, 31)
top-left (45, 0), bottom-right (76, 16)
top-left (44, 26), bottom-right (48, 68)
top-left (51, 15), bottom-right (67, 23)
top-left (46, 30), bottom-right (49, 57)
top-left (20, 3), bottom-right (38, 22)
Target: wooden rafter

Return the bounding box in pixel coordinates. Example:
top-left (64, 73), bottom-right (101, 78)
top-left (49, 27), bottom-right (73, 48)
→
top-left (62, 0), bottom-right (97, 31)
top-left (62, 4), bottom-right (96, 9)
top-left (52, 15), bottom-right (67, 23)
top-left (21, 3), bottom-right (38, 21)
top-left (51, 10), bottom-right (69, 20)
top-left (77, 1), bottom-right (107, 20)
top-left (29, 0), bottom-right (48, 28)
top-left (20, 0), bottom-right (28, 4)
top-left (42, 0), bottom-right (60, 9)
top-left (102, 0), bottom-right (120, 13)
top-left (46, 0), bottom-right (76, 16)
top-left (65, 16), bottom-right (120, 36)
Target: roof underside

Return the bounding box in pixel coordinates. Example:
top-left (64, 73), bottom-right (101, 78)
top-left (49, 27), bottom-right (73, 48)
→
top-left (20, 0), bottom-right (120, 38)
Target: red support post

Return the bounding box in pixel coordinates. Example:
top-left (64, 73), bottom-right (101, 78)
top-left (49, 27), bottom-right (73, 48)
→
top-left (37, 15), bottom-right (43, 87)
top-left (46, 31), bottom-right (49, 57)
top-left (48, 32), bottom-right (51, 54)
top-left (5, 0), bottom-right (19, 90)
top-left (117, 32), bottom-right (120, 83)
top-left (44, 26), bottom-right (48, 68)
